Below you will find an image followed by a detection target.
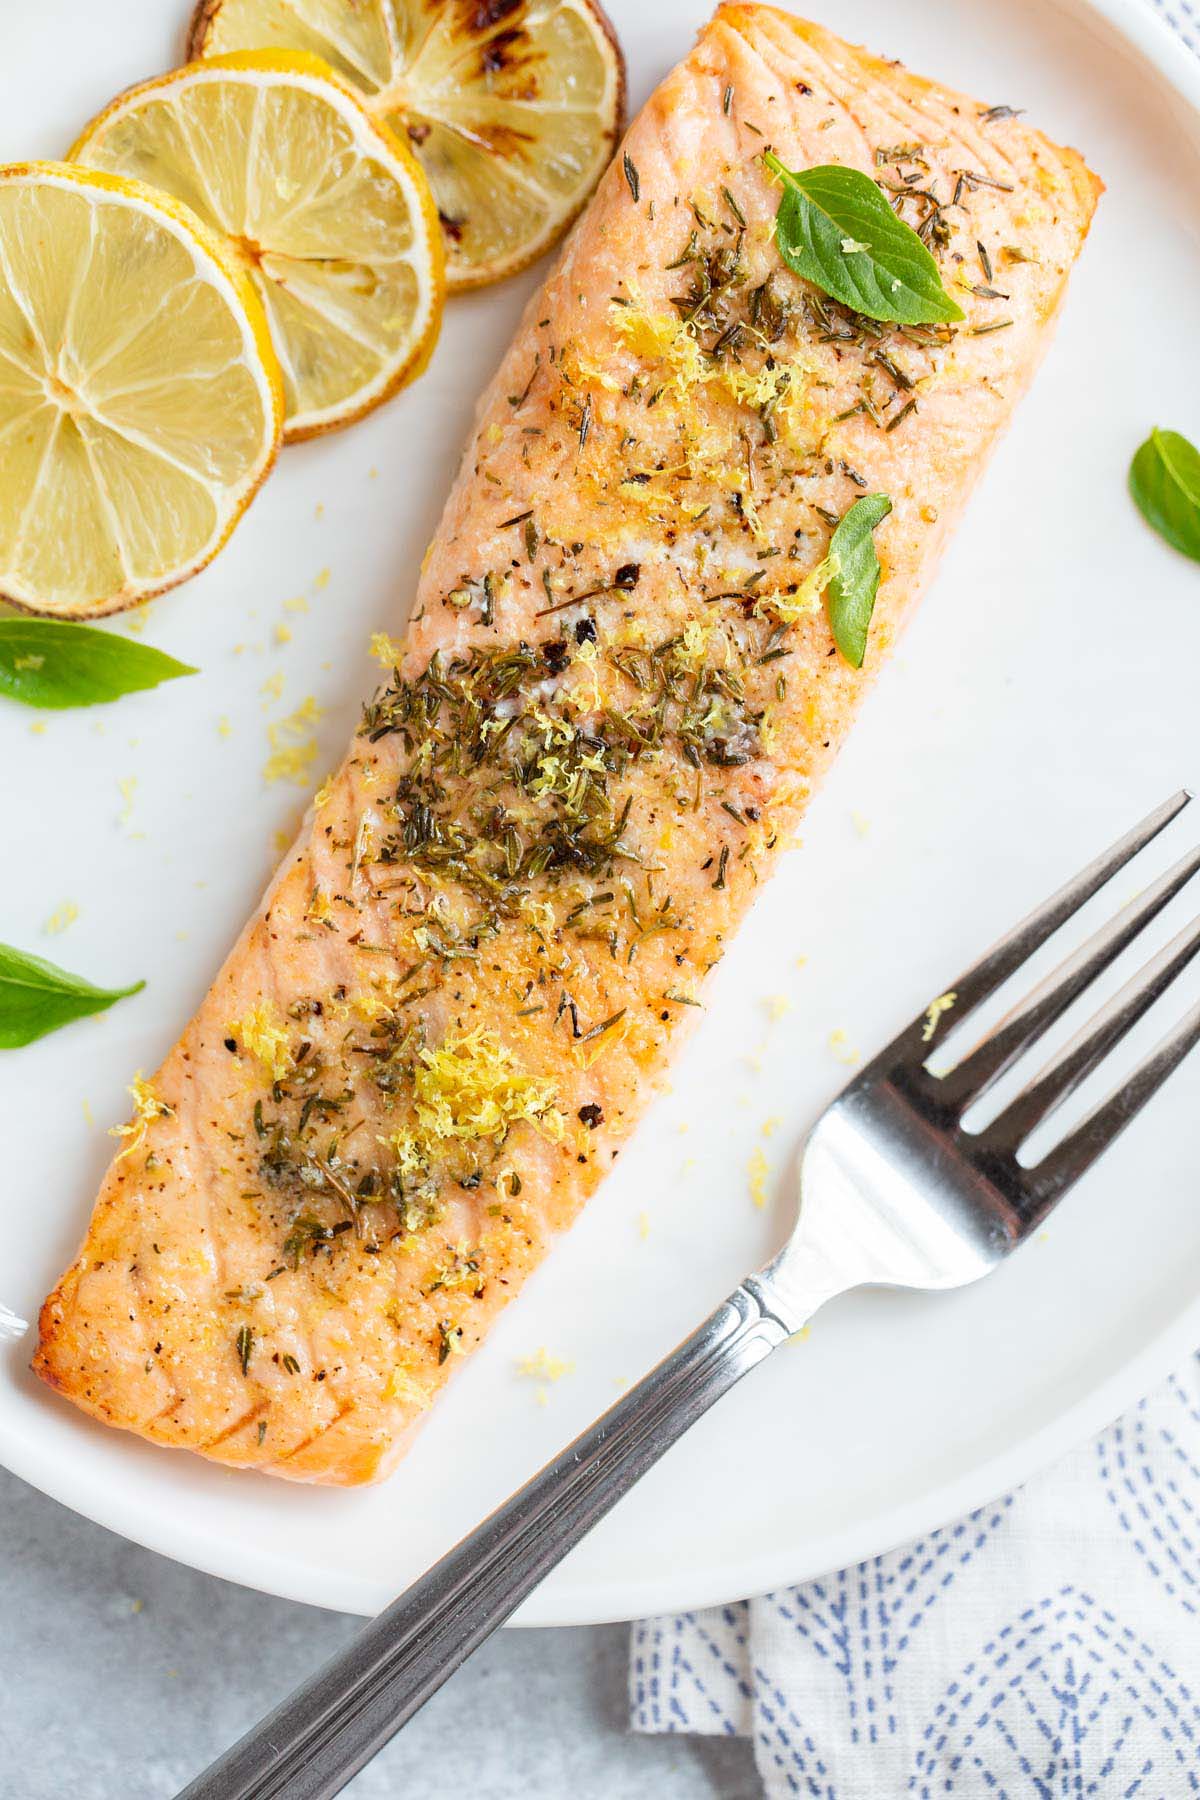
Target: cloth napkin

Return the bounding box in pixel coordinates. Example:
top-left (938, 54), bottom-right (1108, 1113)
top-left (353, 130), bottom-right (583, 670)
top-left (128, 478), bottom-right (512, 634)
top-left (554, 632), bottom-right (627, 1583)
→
top-left (631, 1353), bottom-right (1200, 1795)
top-left (631, 7), bottom-right (1200, 1792)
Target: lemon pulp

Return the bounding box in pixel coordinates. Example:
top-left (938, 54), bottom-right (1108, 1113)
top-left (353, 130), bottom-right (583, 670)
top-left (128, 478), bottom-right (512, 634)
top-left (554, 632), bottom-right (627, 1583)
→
top-left (0, 163), bottom-right (281, 617)
top-left (73, 54), bottom-right (444, 438)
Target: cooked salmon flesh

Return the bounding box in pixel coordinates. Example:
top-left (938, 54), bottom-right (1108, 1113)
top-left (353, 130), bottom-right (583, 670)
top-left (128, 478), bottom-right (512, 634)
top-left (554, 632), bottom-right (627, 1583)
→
top-left (36, 4), bottom-right (1101, 1484)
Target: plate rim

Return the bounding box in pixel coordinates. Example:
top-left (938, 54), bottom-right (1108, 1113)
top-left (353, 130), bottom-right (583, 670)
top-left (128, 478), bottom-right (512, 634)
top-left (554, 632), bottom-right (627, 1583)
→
top-left (3, 0), bottom-right (1200, 1628)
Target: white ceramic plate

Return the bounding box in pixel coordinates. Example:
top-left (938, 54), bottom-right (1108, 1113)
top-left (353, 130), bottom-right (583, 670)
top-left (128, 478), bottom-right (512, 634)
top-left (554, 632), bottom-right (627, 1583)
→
top-left (3, 0), bottom-right (1200, 1627)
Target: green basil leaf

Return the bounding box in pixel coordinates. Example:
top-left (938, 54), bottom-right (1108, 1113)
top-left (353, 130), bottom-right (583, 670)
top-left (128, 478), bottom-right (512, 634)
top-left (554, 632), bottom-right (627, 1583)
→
top-left (0, 618), bottom-right (196, 710)
top-left (1129, 428), bottom-right (1200, 563)
top-left (0, 942), bottom-right (144, 1048)
top-left (826, 494), bottom-right (893, 668)
top-left (763, 155), bottom-right (964, 327)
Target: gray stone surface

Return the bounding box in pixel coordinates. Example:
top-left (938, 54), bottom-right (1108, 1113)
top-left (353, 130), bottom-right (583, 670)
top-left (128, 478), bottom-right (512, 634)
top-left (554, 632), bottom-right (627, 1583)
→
top-left (0, 1466), bottom-right (759, 1798)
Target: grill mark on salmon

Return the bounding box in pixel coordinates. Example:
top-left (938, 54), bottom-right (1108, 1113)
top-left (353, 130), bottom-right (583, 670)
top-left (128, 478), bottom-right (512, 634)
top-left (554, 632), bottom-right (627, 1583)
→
top-left (202, 1405), bottom-right (266, 1453)
top-left (272, 1405), bottom-right (357, 1467)
top-left (35, 4), bottom-right (1101, 1485)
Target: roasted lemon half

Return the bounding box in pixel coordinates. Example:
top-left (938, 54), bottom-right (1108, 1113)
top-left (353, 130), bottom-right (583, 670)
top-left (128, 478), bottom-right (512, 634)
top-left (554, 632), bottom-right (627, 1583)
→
top-left (188, 0), bottom-right (625, 290)
top-left (71, 52), bottom-right (445, 440)
top-left (0, 162), bottom-right (283, 619)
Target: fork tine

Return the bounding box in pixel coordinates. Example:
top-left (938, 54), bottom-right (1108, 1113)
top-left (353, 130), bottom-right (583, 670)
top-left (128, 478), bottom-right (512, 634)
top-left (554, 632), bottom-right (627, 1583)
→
top-left (906, 791), bottom-right (1191, 1064)
top-left (983, 911), bottom-right (1200, 1151)
top-left (937, 842), bottom-right (1200, 1108)
top-left (1023, 995), bottom-right (1200, 1210)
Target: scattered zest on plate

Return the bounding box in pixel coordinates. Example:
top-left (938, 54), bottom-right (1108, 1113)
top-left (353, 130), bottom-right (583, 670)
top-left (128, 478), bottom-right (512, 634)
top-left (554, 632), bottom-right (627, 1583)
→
top-left (763, 154), bottom-right (964, 326)
top-left (0, 940), bottom-right (144, 1049)
top-left (0, 618), bottom-right (195, 709)
top-left (1129, 428), bottom-right (1200, 563)
top-left (70, 52), bottom-right (445, 440)
top-left (187, 0), bottom-right (626, 290)
top-left (0, 162), bottom-right (283, 618)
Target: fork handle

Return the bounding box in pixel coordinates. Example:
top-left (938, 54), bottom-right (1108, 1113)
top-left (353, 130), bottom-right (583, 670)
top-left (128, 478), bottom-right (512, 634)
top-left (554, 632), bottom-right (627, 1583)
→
top-left (177, 1278), bottom-right (794, 1800)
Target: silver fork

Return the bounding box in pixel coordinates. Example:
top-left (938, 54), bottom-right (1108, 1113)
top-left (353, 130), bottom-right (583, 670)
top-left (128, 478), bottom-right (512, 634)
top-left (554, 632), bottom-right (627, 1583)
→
top-left (180, 790), bottom-right (1200, 1800)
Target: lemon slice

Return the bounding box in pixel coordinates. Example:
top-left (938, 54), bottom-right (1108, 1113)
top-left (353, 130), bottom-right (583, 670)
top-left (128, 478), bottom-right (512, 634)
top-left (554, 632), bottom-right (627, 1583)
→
top-left (0, 162), bottom-right (283, 619)
top-left (188, 0), bottom-right (625, 290)
top-left (71, 52), bottom-right (445, 440)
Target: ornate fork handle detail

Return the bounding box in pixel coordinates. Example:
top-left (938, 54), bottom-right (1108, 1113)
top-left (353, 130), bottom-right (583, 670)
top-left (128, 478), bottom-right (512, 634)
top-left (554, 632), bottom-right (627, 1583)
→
top-left (179, 1280), bottom-right (804, 1800)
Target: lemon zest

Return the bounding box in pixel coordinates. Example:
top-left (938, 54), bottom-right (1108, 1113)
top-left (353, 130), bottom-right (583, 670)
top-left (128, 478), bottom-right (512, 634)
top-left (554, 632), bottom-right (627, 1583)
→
top-left (517, 1346), bottom-right (574, 1382)
top-left (573, 635), bottom-right (604, 708)
top-left (305, 887), bottom-right (335, 926)
top-left (370, 632), bottom-right (405, 668)
top-left (110, 1073), bottom-right (172, 1162)
top-left (44, 900), bottom-right (79, 935)
top-left (349, 983), bottom-right (396, 1021)
top-left (228, 1001), bottom-right (294, 1081)
top-left (263, 697), bottom-right (324, 786)
top-left (413, 1028), bottom-right (561, 1146)
top-left (756, 553), bottom-right (838, 624)
top-left (425, 1243), bottom-right (484, 1295)
top-left (379, 1028), bottom-right (562, 1182)
top-left (608, 288), bottom-right (812, 439)
top-left (921, 991), bottom-right (958, 1042)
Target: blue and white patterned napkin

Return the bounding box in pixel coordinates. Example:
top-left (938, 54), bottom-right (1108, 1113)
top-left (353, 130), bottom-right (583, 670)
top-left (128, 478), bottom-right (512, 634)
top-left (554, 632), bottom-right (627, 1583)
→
top-left (630, 7), bottom-right (1200, 1792)
top-left (631, 1355), bottom-right (1200, 1795)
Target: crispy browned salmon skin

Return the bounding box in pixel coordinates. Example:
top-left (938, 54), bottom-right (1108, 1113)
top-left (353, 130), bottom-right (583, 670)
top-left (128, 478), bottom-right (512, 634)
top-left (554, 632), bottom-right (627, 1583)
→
top-left (36, 6), bottom-right (1101, 1484)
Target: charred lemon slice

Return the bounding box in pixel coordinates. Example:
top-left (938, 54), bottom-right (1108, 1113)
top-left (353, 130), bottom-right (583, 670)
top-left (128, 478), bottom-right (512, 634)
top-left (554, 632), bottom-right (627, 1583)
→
top-left (71, 53), bottom-right (444, 440)
top-left (0, 162), bottom-right (282, 619)
top-left (188, 0), bottom-right (625, 290)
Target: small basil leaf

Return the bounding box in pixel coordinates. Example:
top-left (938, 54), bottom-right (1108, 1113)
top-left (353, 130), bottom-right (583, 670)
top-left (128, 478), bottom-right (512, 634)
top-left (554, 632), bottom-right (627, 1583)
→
top-left (1129, 428), bottom-right (1200, 563)
top-left (763, 154), bottom-right (964, 327)
top-left (0, 941), bottom-right (144, 1048)
top-left (826, 494), bottom-right (893, 668)
top-left (0, 618), bottom-right (197, 710)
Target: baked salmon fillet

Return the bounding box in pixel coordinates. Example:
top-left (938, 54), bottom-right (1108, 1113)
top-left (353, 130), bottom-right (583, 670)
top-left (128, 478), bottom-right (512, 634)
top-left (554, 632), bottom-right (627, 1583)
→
top-left (36, 4), bottom-right (1101, 1484)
